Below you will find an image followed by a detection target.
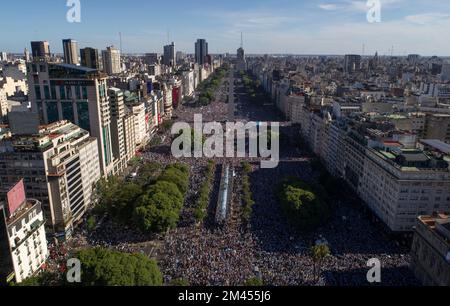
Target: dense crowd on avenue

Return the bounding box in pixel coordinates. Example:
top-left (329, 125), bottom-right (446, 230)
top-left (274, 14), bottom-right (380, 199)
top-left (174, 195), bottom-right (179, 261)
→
top-left (45, 72), bottom-right (419, 286)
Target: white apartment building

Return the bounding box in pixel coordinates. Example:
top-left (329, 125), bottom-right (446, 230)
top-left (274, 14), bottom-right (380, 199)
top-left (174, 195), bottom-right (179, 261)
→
top-left (0, 89), bottom-right (7, 118)
top-left (360, 148), bottom-right (450, 232)
top-left (0, 121), bottom-right (101, 238)
top-left (102, 46), bottom-right (121, 75)
top-left (108, 88), bottom-right (127, 174)
top-left (163, 83), bottom-right (173, 117)
top-left (182, 70), bottom-right (195, 97)
top-left (0, 181), bottom-right (48, 284)
top-left (298, 104), bottom-right (450, 232)
top-left (129, 102), bottom-right (146, 146)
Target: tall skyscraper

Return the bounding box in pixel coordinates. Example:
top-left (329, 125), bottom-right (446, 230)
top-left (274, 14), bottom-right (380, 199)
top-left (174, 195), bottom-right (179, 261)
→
top-left (344, 54), bottom-right (361, 74)
top-left (27, 62), bottom-right (114, 176)
top-left (30, 41), bottom-right (51, 60)
top-left (163, 42), bottom-right (176, 67)
top-left (80, 47), bottom-right (101, 70)
top-left (102, 46), bottom-right (121, 75)
top-left (195, 39), bottom-right (208, 65)
top-left (62, 39), bottom-right (79, 65)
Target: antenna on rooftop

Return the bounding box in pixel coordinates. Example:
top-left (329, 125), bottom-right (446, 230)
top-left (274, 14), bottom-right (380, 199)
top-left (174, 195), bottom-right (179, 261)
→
top-left (362, 43), bottom-right (365, 57)
top-left (119, 32), bottom-right (123, 54)
top-left (241, 32), bottom-right (243, 49)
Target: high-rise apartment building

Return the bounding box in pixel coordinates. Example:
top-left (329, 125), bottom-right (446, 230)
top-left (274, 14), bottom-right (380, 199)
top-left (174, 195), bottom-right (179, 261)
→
top-left (123, 110), bottom-right (136, 162)
top-left (124, 94), bottom-right (147, 147)
top-left (344, 54), bottom-right (361, 74)
top-left (80, 47), bottom-right (101, 70)
top-left (163, 42), bottom-right (176, 67)
top-left (102, 46), bottom-right (121, 75)
top-left (108, 88), bottom-right (128, 174)
top-left (62, 39), bottom-right (79, 65)
top-left (0, 180), bottom-right (48, 284)
top-left (30, 41), bottom-right (51, 60)
top-left (195, 39), bottom-right (208, 65)
top-left (0, 121), bottom-right (101, 238)
top-left (27, 62), bottom-right (114, 176)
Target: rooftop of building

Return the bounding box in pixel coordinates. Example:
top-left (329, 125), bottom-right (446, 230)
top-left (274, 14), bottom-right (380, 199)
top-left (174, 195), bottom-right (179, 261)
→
top-left (47, 63), bottom-right (106, 79)
top-left (418, 214), bottom-right (450, 246)
top-left (1, 199), bottom-right (41, 225)
top-left (1, 121), bottom-right (89, 152)
top-left (420, 139), bottom-right (450, 154)
top-left (373, 147), bottom-right (449, 171)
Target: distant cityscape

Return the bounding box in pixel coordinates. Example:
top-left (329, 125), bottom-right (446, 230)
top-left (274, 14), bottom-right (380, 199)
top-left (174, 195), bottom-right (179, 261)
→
top-left (0, 28), bottom-right (449, 288)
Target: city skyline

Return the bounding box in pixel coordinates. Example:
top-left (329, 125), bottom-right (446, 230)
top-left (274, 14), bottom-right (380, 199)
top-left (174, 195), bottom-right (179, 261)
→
top-left (1, 0), bottom-right (450, 56)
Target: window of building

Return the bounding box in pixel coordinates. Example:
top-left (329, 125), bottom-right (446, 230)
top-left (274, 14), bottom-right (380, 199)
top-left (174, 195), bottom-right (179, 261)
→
top-left (44, 85), bottom-right (51, 100)
top-left (59, 86), bottom-right (66, 100)
top-left (34, 85), bottom-right (41, 100)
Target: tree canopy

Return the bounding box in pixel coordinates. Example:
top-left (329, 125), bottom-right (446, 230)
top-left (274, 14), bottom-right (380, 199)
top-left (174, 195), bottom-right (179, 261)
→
top-left (132, 163), bottom-right (190, 233)
top-left (277, 178), bottom-right (330, 231)
top-left (77, 248), bottom-right (163, 286)
top-left (95, 162), bottom-right (190, 234)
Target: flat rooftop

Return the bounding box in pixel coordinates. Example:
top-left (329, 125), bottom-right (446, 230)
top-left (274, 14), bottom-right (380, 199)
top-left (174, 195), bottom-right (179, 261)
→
top-left (420, 139), bottom-right (450, 154)
top-left (419, 214), bottom-right (450, 245)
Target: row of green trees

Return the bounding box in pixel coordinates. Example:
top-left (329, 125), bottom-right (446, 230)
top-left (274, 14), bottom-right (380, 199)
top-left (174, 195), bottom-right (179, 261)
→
top-left (241, 71), bottom-right (271, 105)
top-left (241, 162), bottom-right (255, 221)
top-left (277, 177), bottom-right (331, 232)
top-left (133, 163), bottom-right (190, 233)
top-left (96, 163), bottom-right (190, 234)
top-left (198, 67), bottom-right (228, 106)
top-left (194, 160), bottom-right (216, 222)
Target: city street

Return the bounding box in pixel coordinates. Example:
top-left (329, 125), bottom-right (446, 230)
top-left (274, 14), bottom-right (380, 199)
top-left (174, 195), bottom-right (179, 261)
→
top-left (149, 68), bottom-right (417, 286)
top-left (60, 67), bottom-right (419, 286)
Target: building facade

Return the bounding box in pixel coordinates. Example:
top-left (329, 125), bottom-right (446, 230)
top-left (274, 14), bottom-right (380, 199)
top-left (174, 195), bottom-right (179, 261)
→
top-left (195, 39), bottom-right (208, 65)
top-left (0, 121), bottom-right (101, 238)
top-left (102, 46), bottom-right (121, 75)
top-left (80, 47), bottom-right (101, 70)
top-left (411, 214), bottom-right (450, 286)
top-left (30, 41), bottom-right (51, 60)
top-left (27, 62), bottom-right (114, 175)
top-left (62, 39), bottom-right (79, 65)
top-left (0, 180), bottom-right (48, 284)
top-left (163, 42), bottom-right (176, 67)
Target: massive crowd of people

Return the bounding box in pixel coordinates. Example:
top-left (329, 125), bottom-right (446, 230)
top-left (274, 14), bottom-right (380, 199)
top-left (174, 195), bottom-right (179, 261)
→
top-left (158, 75), bottom-right (419, 286)
top-left (47, 72), bottom-right (419, 286)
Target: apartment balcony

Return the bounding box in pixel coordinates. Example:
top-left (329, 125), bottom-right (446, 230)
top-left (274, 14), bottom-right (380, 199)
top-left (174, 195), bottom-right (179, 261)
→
top-left (47, 164), bottom-right (66, 177)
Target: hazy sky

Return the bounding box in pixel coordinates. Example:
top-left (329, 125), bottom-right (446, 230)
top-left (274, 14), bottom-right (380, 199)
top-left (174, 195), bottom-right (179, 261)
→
top-left (1, 0), bottom-right (449, 55)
